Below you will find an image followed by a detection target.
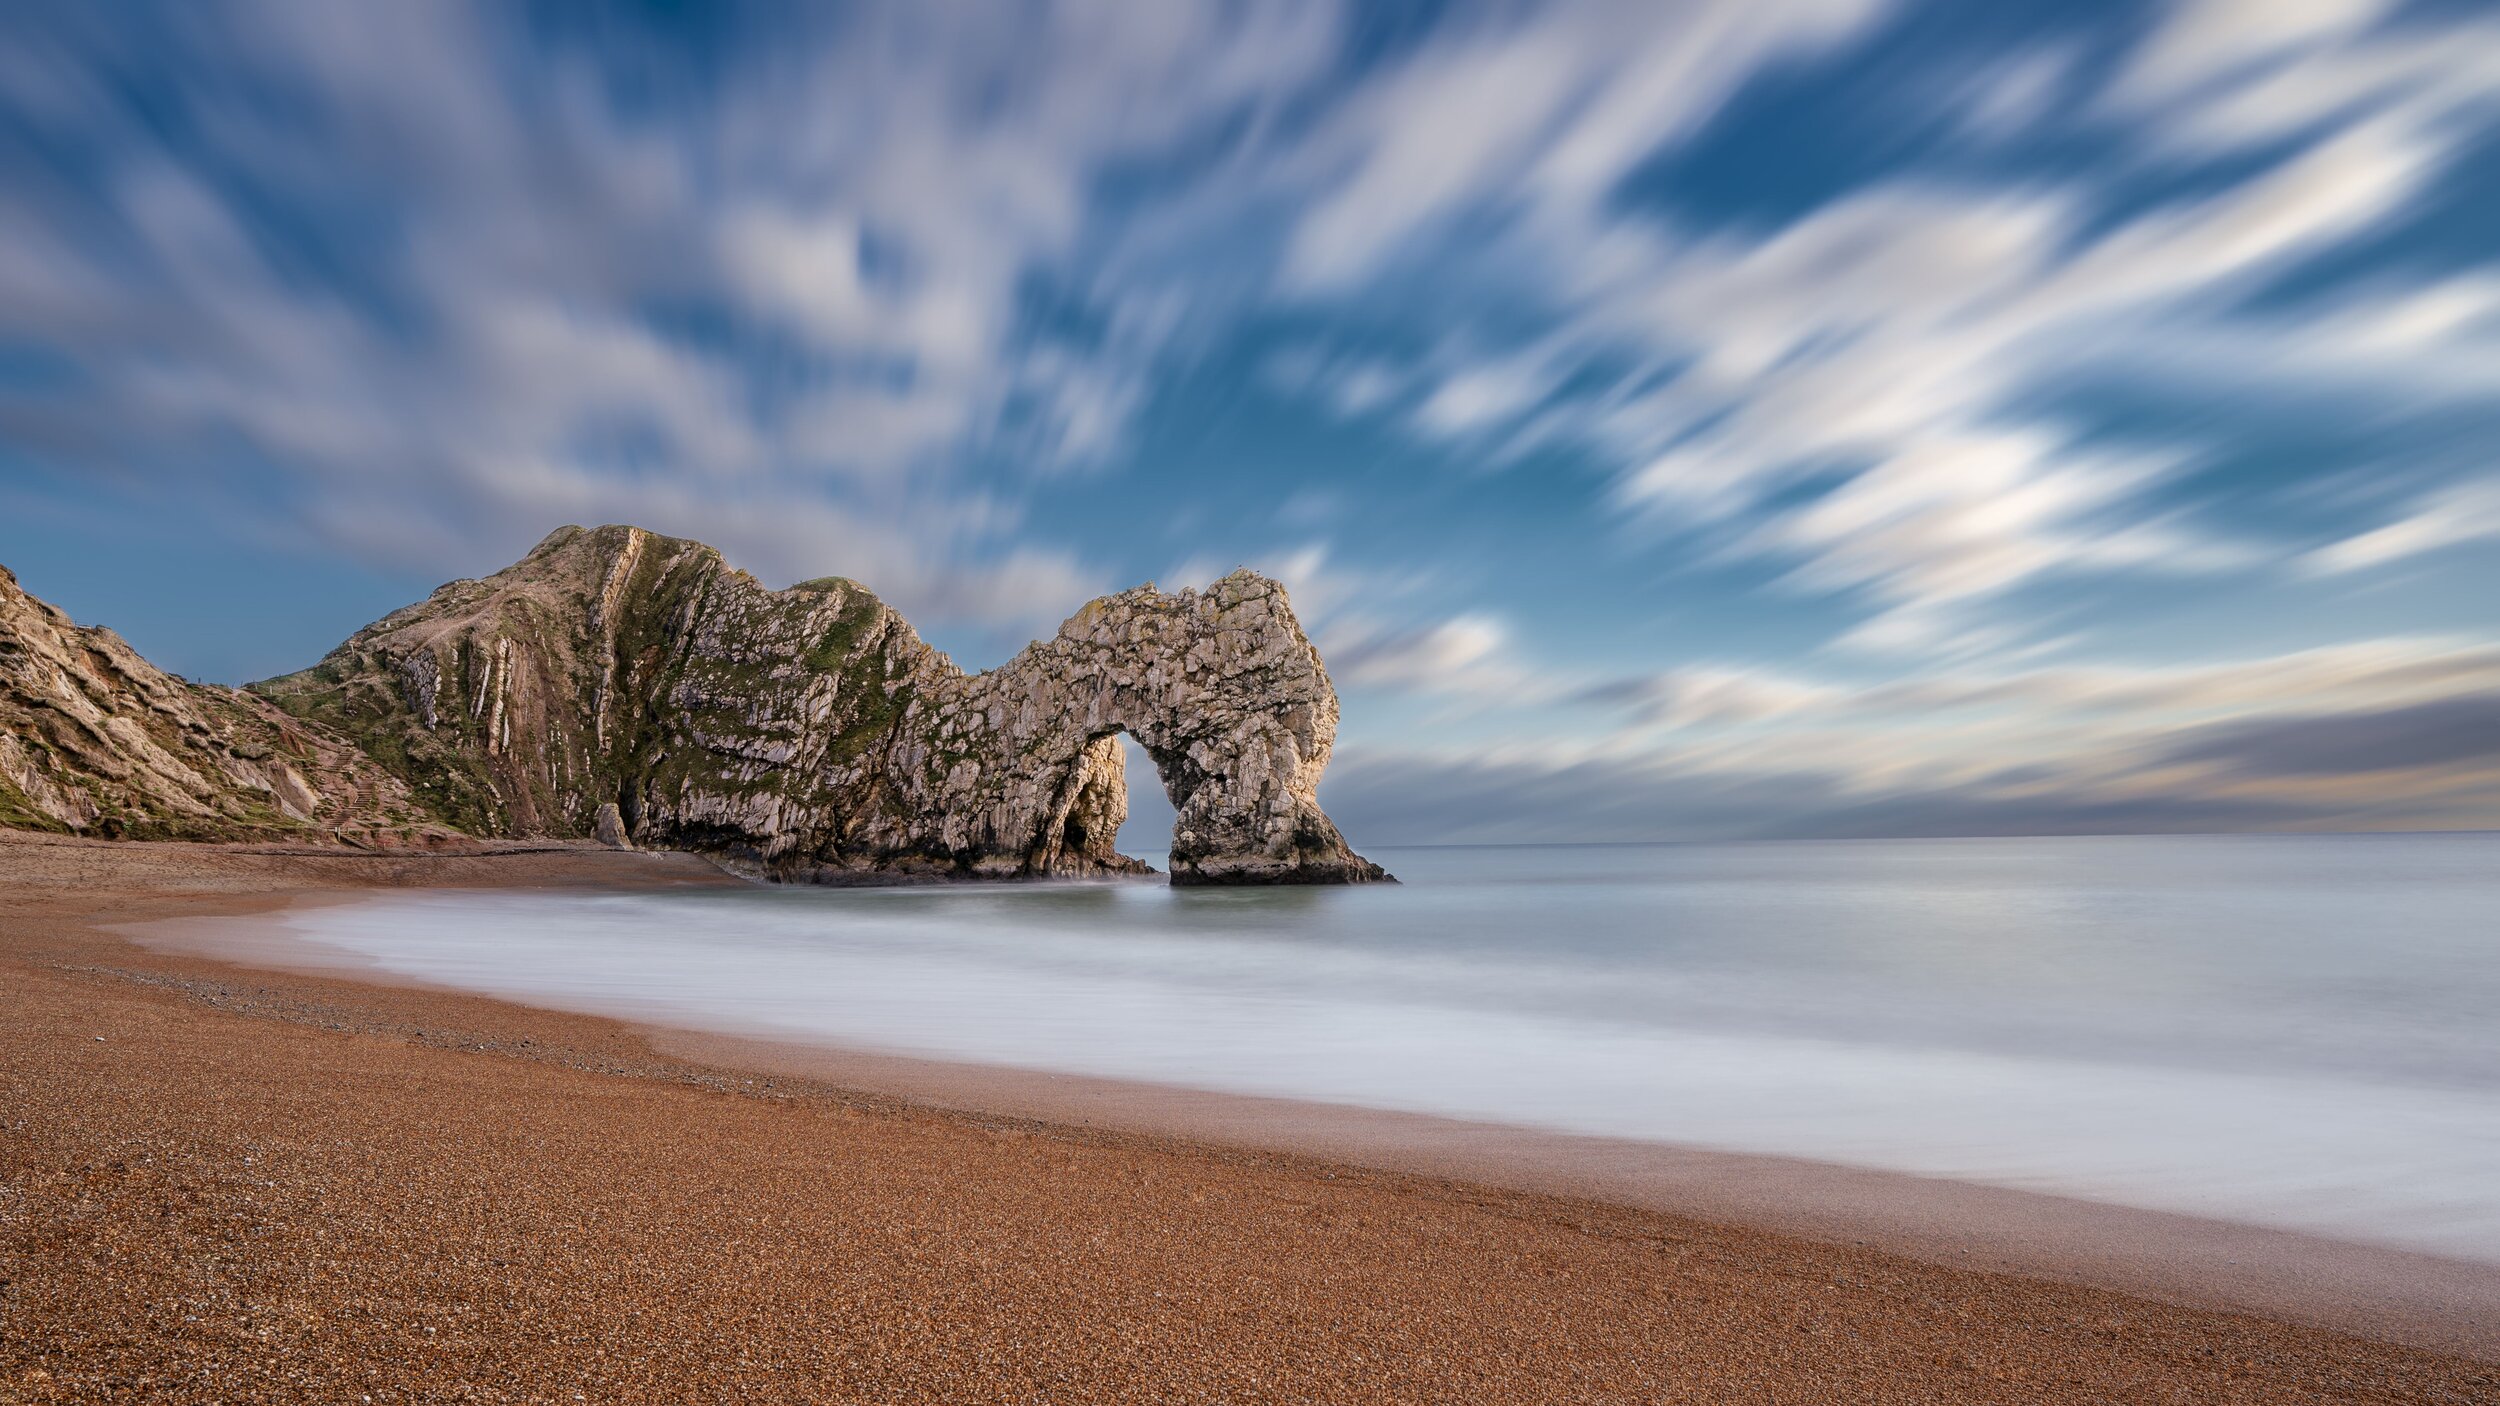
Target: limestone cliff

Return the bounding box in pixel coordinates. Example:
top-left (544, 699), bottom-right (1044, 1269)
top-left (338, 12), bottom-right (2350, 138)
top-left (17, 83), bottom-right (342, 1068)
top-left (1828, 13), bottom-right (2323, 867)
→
top-left (256, 525), bottom-right (1389, 884)
top-left (0, 564), bottom-right (450, 843)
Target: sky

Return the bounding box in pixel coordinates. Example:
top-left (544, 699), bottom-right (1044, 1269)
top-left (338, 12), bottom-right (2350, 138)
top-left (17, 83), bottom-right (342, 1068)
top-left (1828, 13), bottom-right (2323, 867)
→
top-left (3, 0), bottom-right (2498, 846)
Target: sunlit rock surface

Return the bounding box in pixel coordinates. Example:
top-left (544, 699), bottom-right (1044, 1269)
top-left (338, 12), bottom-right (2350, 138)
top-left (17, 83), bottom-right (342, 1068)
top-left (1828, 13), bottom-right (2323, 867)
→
top-left (0, 564), bottom-right (448, 843)
top-left (257, 525), bottom-right (1389, 884)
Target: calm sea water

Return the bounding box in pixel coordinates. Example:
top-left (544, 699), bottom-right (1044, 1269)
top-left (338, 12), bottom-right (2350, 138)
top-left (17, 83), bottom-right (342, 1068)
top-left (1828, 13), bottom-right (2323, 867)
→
top-left (220, 834), bottom-right (2500, 1261)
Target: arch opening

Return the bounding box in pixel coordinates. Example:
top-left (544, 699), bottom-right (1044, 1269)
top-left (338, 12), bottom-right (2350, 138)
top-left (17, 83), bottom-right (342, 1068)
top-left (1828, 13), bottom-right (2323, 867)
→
top-left (1031, 727), bottom-right (1186, 879)
top-left (1111, 731), bottom-right (1179, 865)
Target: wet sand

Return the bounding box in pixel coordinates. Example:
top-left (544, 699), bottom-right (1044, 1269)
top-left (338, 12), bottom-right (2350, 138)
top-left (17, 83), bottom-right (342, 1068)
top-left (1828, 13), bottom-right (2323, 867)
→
top-left (5, 832), bottom-right (2495, 1403)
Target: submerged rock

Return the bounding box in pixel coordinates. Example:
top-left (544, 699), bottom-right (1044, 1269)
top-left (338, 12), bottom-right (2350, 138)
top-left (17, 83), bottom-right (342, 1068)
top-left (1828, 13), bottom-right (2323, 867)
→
top-left (253, 525), bottom-right (1390, 885)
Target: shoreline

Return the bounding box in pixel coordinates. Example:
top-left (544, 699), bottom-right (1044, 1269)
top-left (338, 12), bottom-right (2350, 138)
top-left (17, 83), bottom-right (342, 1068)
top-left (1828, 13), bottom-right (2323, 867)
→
top-left (120, 881), bottom-right (2500, 1361)
top-left (7, 833), bottom-right (2496, 1400)
top-left (634, 1031), bottom-right (2500, 1359)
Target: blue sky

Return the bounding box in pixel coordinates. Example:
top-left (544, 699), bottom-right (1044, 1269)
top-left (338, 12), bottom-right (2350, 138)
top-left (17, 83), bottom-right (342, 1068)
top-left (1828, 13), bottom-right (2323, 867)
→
top-left (4, 0), bottom-right (2498, 843)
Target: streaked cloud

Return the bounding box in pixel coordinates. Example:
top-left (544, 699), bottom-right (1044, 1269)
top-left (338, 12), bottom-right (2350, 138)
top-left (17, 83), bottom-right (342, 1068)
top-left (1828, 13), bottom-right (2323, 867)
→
top-left (0, 0), bottom-right (1339, 632)
top-left (1327, 682), bottom-right (2500, 846)
top-left (1280, 0), bottom-right (1890, 288)
top-left (1583, 637), bottom-right (2500, 732)
top-left (1392, 635), bottom-right (2500, 843)
top-left (2, 0), bottom-right (2494, 838)
top-left (2308, 482), bottom-right (2500, 575)
top-left (2163, 693), bottom-right (2500, 779)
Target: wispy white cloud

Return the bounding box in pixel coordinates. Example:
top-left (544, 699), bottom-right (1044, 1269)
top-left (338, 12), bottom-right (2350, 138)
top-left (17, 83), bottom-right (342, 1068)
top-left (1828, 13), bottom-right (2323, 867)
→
top-left (0, 0), bottom-right (1341, 633)
top-left (1594, 115), bottom-right (2445, 638)
top-left (1585, 636), bottom-right (2500, 733)
top-left (1329, 615), bottom-right (1521, 694)
top-left (1262, 346), bottom-right (1413, 418)
top-left (1949, 45), bottom-right (2077, 141)
top-left (5, 0), bottom-right (2498, 840)
top-left (2116, 0), bottom-right (2396, 107)
top-left (2306, 481), bottom-right (2500, 575)
top-left (1282, 0), bottom-right (1891, 287)
top-left (1412, 356), bottom-right (1563, 439)
top-left (2109, 0), bottom-right (2500, 155)
top-left (1164, 542), bottom-right (1534, 704)
top-left (27, 0), bottom-right (2476, 660)
top-left (1333, 634), bottom-right (2500, 841)
top-left (1220, 1), bottom-right (2498, 663)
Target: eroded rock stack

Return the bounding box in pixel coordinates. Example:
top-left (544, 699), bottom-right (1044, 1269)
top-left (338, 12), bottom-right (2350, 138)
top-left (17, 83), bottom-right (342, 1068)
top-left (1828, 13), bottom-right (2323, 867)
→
top-left (254, 525), bottom-right (1388, 884)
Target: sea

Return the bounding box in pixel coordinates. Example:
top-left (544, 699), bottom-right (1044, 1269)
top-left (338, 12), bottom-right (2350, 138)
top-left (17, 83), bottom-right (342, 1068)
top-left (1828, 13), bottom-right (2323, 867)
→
top-left (204, 832), bottom-right (2500, 1262)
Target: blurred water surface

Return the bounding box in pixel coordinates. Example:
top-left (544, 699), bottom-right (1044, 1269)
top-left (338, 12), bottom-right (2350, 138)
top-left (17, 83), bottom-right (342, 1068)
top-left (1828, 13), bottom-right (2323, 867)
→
top-left (252, 833), bottom-right (2500, 1260)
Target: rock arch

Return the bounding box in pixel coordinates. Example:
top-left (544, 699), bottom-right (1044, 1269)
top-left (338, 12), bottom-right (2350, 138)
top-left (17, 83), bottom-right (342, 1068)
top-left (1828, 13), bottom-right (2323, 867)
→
top-left (259, 526), bottom-right (1390, 885)
top-left (926, 571), bottom-right (1389, 885)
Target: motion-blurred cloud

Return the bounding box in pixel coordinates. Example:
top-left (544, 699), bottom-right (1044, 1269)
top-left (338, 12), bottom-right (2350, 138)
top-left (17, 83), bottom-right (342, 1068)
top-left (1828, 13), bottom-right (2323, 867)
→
top-left (3, 0), bottom-right (2496, 840)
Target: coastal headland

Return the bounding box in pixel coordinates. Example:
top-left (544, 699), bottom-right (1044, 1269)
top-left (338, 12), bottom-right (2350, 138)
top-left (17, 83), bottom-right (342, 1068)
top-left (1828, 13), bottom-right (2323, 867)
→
top-left (0, 527), bottom-right (1387, 887)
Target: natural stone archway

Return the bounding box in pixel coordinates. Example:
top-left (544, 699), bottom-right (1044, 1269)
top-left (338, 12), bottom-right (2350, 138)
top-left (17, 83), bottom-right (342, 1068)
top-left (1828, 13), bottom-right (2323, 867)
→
top-left (258, 526), bottom-right (1391, 885)
top-left (919, 573), bottom-right (1390, 885)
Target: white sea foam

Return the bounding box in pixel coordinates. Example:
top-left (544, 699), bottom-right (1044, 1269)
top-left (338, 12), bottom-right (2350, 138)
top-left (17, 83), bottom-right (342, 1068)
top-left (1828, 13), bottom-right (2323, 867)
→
top-left (161, 833), bottom-right (2500, 1262)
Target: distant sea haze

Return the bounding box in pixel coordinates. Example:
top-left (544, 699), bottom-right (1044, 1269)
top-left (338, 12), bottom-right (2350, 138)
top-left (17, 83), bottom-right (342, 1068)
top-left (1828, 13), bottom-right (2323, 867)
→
top-left (190, 833), bottom-right (2500, 1263)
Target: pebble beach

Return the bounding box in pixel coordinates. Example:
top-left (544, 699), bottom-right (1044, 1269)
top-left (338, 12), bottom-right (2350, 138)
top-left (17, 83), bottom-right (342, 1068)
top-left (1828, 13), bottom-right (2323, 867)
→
top-left (5, 833), bottom-right (2494, 1404)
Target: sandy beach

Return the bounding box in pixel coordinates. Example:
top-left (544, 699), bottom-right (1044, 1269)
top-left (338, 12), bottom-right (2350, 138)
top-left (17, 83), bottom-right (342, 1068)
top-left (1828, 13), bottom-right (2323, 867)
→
top-left (5, 832), bottom-right (2496, 1404)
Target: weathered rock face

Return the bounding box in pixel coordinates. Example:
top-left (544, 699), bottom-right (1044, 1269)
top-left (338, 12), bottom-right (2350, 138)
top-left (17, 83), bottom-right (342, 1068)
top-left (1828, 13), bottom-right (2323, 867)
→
top-left (0, 564), bottom-right (450, 843)
top-left (256, 525), bottom-right (1388, 884)
top-left (912, 563), bottom-right (1387, 886)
